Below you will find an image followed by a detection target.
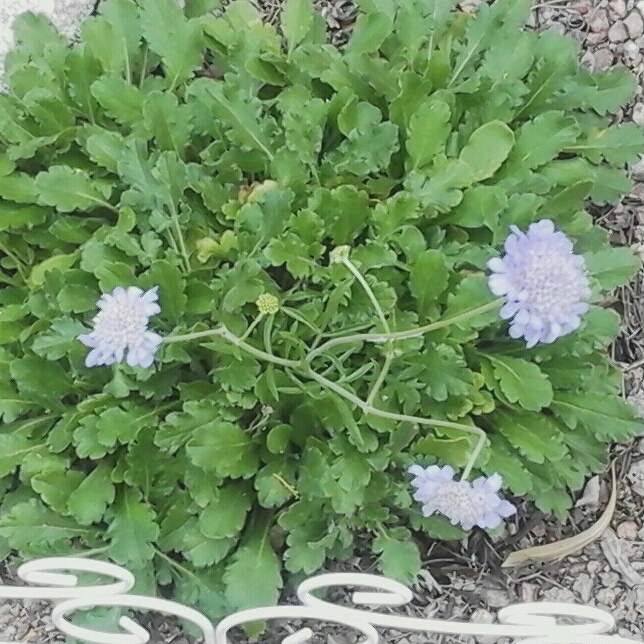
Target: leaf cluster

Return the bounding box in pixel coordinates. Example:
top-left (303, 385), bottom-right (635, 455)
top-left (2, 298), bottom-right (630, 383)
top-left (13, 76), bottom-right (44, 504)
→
top-left (0, 0), bottom-right (641, 617)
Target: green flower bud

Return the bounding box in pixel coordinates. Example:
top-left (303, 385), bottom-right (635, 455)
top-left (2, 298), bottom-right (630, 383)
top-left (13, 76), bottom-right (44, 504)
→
top-left (256, 293), bottom-right (280, 315)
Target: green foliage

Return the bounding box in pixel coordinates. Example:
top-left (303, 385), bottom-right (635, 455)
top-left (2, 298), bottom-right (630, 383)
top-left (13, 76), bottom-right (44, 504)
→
top-left (0, 0), bottom-right (642, 621)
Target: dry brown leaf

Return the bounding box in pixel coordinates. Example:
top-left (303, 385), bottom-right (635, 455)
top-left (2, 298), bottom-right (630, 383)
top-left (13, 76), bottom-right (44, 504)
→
top-left (501, 461), bottom-right (617, 568)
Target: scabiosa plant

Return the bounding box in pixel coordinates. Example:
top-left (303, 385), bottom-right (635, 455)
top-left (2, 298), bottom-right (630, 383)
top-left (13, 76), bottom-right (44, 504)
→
top-left (1, 0), bottom-right (643, 619)
top-left (408, 465), bottom-right (517, 531)
top-left (77, 286), bottom-right (163, 368)
top-left (487, 219), bottom-right (591, 348)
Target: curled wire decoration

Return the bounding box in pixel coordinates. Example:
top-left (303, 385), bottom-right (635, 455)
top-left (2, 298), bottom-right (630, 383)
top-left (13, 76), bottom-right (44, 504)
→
top-left (0, 557), bottom-right (135, 599)
top-left (51, 595), bottom-right (217, 644)
top-left (0, 557), bottom-right (638, 644)
top-left (296, 573), bottom-right (618, 639)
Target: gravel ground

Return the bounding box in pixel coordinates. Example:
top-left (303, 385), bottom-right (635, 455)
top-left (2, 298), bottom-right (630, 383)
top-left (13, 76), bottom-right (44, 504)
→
top-left (2, 1), bottom-right (644, 643)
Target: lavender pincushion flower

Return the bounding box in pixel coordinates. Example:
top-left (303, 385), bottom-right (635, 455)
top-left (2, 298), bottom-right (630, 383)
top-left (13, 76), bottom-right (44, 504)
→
top-left (78, 286), bottom-right (163, 368)
top-left (409, 464), bottom-right (516, 531)
top-left (487, 219), bottom-right (591, 348)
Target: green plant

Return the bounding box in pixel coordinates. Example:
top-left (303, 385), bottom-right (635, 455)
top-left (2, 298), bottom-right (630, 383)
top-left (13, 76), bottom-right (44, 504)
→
top-left (0, 0), bottom-right (641, 620)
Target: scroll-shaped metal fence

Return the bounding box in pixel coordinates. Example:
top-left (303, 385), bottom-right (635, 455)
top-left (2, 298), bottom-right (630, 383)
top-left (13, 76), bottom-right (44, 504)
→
top-left (0, 557), bottom-right (637, 644)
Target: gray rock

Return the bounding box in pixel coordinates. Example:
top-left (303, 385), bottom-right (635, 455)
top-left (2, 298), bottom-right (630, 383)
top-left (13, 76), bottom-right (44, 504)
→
top-left (610, 0), bottom-right (628, 18)
top-left (633, 102), bottom-right (644, 126)
top-left (479, 587), bottom-right (511, 609)
top-left (635, 587), bottom-right (644, 615)
top-left (540, 587), bottom-right (576, 603)
top-left (609, 20), bottom-right (630, 42)
top-left (625, 9), bottom-right (644, 38)
top-left (471, 608), bottom-right (496, 644)
top-left (572, 573), bottom-right (593, 603)
top-left (627, 458), bottom-right (644, 496)
top-left (589, 8), bottom-right (610, 33)
top-left (617, 521), bottom-right (640, 540)
top-left (594, 47), bottom-right (615, 71)
top-left (595, 586), bottom-right (620, 607)
top-left (543, 22), bottom-right (566, 35)
top-left (599, 571), bottom-right (621, 588)
top-left (586, 30), bottom-right (609, 45)
top-left (580, 51), bottom-right (595, 71)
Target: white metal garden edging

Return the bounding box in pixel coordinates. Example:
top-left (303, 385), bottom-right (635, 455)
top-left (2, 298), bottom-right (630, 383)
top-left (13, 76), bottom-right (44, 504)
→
top-left (0, 557), bottom-right (637, 644)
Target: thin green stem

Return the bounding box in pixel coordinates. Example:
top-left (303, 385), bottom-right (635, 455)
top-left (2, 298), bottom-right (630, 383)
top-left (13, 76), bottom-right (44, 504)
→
top-left (169, 202), bottom-right (191, 274)
top-left (365, 349), bottom-right (394, 408)
top-left (163, 319), bottom-right (489, 478)
top-left (305, 366), bottom-right (487, 452)
top-left (425, 2), bottom-right (438, 75)
top-left (461, 430), bottom-right (487, 481)
top-left (163, 326), bottom-right (301, 369)
top-left (342, 257), bottom-right (390, 333)
top-left (319, 347), bottom-right (359, 378)
top-left (138, 44), bottom-right (148, 89)
top-left (70, 547), bottom-right (109, 558)
top-left (162, 328), bottom-right (222, 343)
top-left (124, 41), bottom-right (132, 86)
top-left (239, 312), bottom-right (265, 342)
top-left (263, 313), bottom-right (275, 357)
top-left (154, 548), bottom-right (201, 584)
top-left (307, 298), bottom-right (504, 362)
top-left (0, 242), bottom-right (27, 281)
top-left (165, 230), bottom-right (181, 258)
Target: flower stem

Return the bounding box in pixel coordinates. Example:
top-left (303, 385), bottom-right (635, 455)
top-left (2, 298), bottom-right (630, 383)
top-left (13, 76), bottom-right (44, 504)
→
top-left (342, 257), bottom-right (390, 333)
top-left (162, 329), bottom-right (224, 343)
top-left (70, 547), bottom-right (109, 558)
top-left (306, 298), bottom-right (504, 362)
top-left (365, 349), bottom-right (394, 408)
top-left (461, 431), bottom-right (487, 481)
top-left (304, 366), bottom-right (488, 452)
top-left (169, 202), bottom-right (191, 274)
top-left (239, 312), bottom-right (265, 342)
top-left (163, 326), bottom-right (301, 369)
top-left (165, 322), bottom-right (488, 475)
top-left (0, 241), bottom-right (27, 281)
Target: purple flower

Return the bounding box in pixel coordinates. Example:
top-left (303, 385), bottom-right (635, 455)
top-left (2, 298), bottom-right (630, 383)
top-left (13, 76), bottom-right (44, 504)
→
top-left (409, 464), bottom-right (517, 531)
top-left (78, 286), bottom-right (163, 368)
top-left (487, 219), bottom-right (591, 348)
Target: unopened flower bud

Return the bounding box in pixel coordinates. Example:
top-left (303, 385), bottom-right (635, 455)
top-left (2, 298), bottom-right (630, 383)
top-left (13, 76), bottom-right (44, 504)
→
top-left (329, 245), bottom-right (351, 265)
top-left (256, 293), bottom-right (280, 315)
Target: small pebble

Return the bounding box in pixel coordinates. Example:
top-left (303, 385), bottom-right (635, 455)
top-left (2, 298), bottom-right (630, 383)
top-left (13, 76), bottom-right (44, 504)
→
top-left (529, 520), bottom-right (546, 538)
top-left (635, 587), bottom-right (644, 615)
top-left (594, 48), bottom-right (615, 71)
top-left (520, 582), bottom-right (539, 602)
top-left (610, 0), bottom-right (629, 18)
top-left (599, 571), bottom-right (620, 588)
top-left (625, 9), bottom-right (644, 38)
top-left (572, 574), bottom-right (594, 603)
top-left (480, 588), bottom-right (511, 609)
top-left (595, 587), bottom-right (620, 606)
top-left (609, 20), bottom-right (630, 42)
top-left (587, 560), bottom-right (603, 574)
top-left (589, 8), bottom-right (609, 32)
top-left (617, 520), bottom-right (640, 540)
top-left (540, 587), bottom-right (576, 603)
top-left (580, 51), bottom-right (595, 71)
top-left (471, 608), bottom-right (496, 644)
top-left (586, 30), bottom-right (609, 45)
top-left (627, 459), bottom-right (644, 496)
